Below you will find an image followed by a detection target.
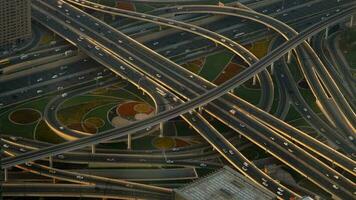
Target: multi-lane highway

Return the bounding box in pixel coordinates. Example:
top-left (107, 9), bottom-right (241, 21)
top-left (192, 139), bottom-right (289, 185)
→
top-left (1, 0), bottom-right (355, 199)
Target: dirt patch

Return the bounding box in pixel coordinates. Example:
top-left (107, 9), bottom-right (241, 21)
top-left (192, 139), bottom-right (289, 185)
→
top-left (9, 108), bottom-right (41, 125)
top-left (214, 62), bottom-right (245, 85)
top-left (153, 137), bottom-right (176, 150)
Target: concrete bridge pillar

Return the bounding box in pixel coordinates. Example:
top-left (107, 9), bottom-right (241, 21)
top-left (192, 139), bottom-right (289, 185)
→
top-left (252, 75), bottom-right (257, 86)
top-left (127, 134), bottom-right (132, 150)
top-left (287, 50), bottom-right (292, 64)
top-left (325, 27), bottom-right (329, 39)
top-left (49, 156), bottom-right (53, 168)
top-left (91, 145), bottom-right (96, 154)
top-left (4, 168), bottom-right (8, 182)
top-left (159, 123), bottom-right (164, 137)
top-left (350, 15), bottom-right (354, 27)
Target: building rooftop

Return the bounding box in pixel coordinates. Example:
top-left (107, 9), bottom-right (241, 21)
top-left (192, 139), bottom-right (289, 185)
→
top-left (175, 166), bottom-right (277, 200)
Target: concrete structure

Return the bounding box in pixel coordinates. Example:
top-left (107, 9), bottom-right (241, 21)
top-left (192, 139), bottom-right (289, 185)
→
top-left (0, 0), bottom-right (32, 51)
top-left (175, 166), bottom-right (277, 200)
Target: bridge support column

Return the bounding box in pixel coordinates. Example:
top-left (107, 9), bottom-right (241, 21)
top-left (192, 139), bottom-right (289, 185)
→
top-left (159, 123), bottom-right (164, 137)
top-left (325, 27), bottom-right (329, 39)
top-left (198, 106), bottom-right (203, 114)
top-left (252, 75), bottom-right (257, 86)
top-left (127, 134), bottom-right (132, 150)
top-left (91, 145), bottom-right (96, 154)
top-left (4, 168), bottom-right (8, 182)
top-left (270, 62), bottom-right (274, 75)
top-left (350, 15), bottom-right (354, 27)
top-left (287, 50), bottom-right (292, 64)
top-left (49, 156), bottom-right (53, 168)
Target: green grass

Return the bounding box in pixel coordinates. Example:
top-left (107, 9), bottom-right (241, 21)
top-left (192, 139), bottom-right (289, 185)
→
top-left (234, 86), bottom-right (261, 106)
top-left (35, 120), bottom-right (65, 144)
top-left (199, 51), bottom-right (234, 81)
top-left (84, 102), bottom-right (117, 132)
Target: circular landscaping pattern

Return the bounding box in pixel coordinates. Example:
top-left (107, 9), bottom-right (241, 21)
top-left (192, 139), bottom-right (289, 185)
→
top-left (67, 122), bottom-right (97, 134)
top-left (84, 117), bottom-right (105, 129)
top-left (134, 103), bottom-right (154, 114)
top-left (9, 108), bottom-right (41, 125)
top-left (153, 137), bottom-right (176, 150)
top-left (116, 101), bottom-right (154, 120)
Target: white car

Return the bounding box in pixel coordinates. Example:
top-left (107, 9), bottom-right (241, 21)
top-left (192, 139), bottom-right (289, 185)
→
top-left (36, 90), bottom-right (43, 94)
top-left (76, 175), bottom-right (84, 180)
top-left (61, 93), bottom-right (67, 98)
top-left (3, 144), bottom-right (9, 148)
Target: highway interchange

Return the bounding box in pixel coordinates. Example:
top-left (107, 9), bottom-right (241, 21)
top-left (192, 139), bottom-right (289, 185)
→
top-left (1, 0), bottom-right (355, 199)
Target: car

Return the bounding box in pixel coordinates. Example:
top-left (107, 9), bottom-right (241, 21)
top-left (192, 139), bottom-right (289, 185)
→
top-left (106, 158), bottom-right (115, 162)
top-left (78, 76), bottom-right (85, 80)
top-left (65, 20), bottom-right (71, 24)
top-left (80, 28), bottom-right (85, 32)
top-left (3, 144), bottom-right (9, 148)
top-left (10, 136), bottom-right (17, 141)
top-left (332, 184), bottom-right (339, 189)
top-left (348, 136), bottom-right (354, 141)
top-left (52, 74), bottom-right (58, 79)
top-left (172, 147), bottom-right (179, 151)
top-left (19, 148), bottom-right (26, 152)
top-left (222, 149), bottom-right (228, 154)
top-left (190, 27), bottom-right (196, 31)
top-left (57, 154), bottom-right (65, 159)
top-left (61, 93), bottom-right (67, 98)
top-left (333, 175), bottom-right (339, 179)
top-left (288, 148), bottom-right (293, 153)
top-left (118, 40), bottom-right (123, 43)
top-left (262, 181), bottom-right (268, 187)
top-left (25, 162), bottom-right (32, 166)
top-left (145, 126), bottom-right (152, 131)
top-left (270, 137), bottom-right (275, 141)
top-left (37, 78), bottom-right (43, 82)
top-left (240, 123), bottom-right (246, 128)
top-left (76, 175), bottom-right (84, 180)
top-left (156, 74), bottom-right (162, 78)
top-left (64, 50), bottom-right (73, 56)
top-left (228, 150), bottom-right (234, 155)
top-left (59, 126), bottom-right (64, 130)
top-left (277, 187), bottom-right (284, 192)
top-left (120, 66), bottom-right (125, 70)
top-left (20, 54), bottom-right (28, 60)
top-left (128, 57), bottom-right (134, 61)
top-left (98, 53), bottom-right (104, 57)
top-left (191, 117), bottom-right (196, 122)
top-left (166, 160), bottom-right (174, 164)
top-left (242, 166), bottom-right (248, 171)
top-left (95, 46), bottom-right (100, 50)
top-left (60, 65), bottom-right (68, 70)
top-left (243, 162), bottom-right (248, 167)
top-left (153, 41), bottom-right (159, 46)
top-left (229, 109), bottom-right (236, 115)
top-left (200, 163), bottom-right (207, 167)
top-left (36, 90), bottom-right (43, 94)
top-left (283, 142), bottom-right (288, 146)
top-left (49, 169), bottom-right (56, 174)
top-left (277, 191), bottom-right (283, 196)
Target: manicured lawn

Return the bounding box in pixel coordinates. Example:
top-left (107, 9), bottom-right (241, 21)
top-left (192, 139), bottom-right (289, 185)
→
top-left (199, 51), bottom-right (234, 81)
